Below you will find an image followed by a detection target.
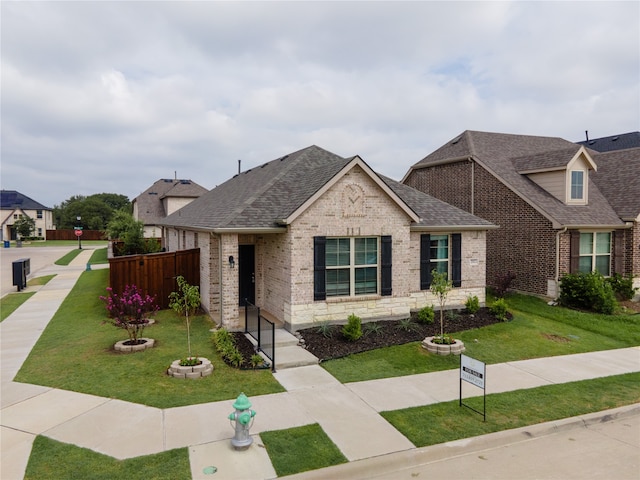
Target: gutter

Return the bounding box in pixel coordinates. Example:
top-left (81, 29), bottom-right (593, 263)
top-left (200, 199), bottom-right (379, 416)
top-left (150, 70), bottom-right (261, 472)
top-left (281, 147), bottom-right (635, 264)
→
top-left (410, 224), bottom-right (499, 232)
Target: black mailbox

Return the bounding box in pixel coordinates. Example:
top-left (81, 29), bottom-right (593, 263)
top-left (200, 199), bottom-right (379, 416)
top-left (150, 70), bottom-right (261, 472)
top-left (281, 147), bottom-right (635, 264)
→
top-left (12, 258), bottom-right (30, 291)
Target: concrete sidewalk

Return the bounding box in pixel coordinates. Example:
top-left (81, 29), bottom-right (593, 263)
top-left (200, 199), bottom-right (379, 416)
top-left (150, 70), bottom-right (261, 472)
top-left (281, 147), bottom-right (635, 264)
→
top-left (1, 252), bottom-right (639, 479)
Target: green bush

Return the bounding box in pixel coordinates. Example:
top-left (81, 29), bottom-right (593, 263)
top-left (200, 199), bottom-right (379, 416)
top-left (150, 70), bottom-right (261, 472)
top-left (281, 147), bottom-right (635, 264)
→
top-left (417, 305), bottom-right (435, 324)
top-left (465, 295), bottom-right (480, 314)
top-left (342, 313), bottom-right (362, 342)
top-left (559, 272), bottom-right (617, 314)
top-left (212, 328), bottom-right (245, 367)
top-left (490, 298), bottom-right (509, 321)
top-left (606, 273), bottom-right (638, 301)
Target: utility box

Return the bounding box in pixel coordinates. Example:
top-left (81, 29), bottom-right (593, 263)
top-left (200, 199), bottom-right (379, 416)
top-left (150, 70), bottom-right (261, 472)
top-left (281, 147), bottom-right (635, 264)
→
top-left (12, 258), bottom-right (30, 291)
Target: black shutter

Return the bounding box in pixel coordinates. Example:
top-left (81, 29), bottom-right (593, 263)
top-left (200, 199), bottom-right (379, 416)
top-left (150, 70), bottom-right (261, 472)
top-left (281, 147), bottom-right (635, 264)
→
top-left (420, 234), bottom-right (431, 290)
top-left (570, 230), bottom-right (580, 273)
top-left (381, 236), bottom-right (392, 296)
top-left (613, 230), bottom-right (625, 275)
top-left (314, 236), bottom-right (326, 301)
top-left (452, 233), bottom-right (462, 287)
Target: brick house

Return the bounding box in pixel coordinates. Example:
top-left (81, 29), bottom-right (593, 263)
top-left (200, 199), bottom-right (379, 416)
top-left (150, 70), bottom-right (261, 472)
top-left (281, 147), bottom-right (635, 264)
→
top-left (0, 190), bottom-right (54, 241)
top-left (132, 178), bottom-right (208, 238)
top-left (402, 131), bottom-right (638, 298)
top-left (159, 145), bottom-right (494, 331)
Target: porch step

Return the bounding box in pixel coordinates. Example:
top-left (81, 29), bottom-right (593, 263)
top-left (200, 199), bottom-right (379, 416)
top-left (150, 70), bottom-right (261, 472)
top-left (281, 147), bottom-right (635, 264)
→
top-left (245, 329), bottom-right (319, 370)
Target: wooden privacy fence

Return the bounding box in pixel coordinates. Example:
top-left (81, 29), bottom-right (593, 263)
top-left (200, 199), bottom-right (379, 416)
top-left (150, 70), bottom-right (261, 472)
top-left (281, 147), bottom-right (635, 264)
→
top-left (47, 229), bottom-right (106, 241)
top-left (108, 248), bottom-right (200, 309)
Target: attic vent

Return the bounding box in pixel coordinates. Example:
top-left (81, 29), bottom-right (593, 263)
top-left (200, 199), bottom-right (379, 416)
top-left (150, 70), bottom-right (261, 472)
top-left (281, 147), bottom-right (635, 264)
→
top-left (180, 180), bottom-right (191, 184)
top-left (588, 140), bottom-right (596, 145)
top-left (244, 168), bottom-right (252, 174)
top-left (280, 155), bottom-right (289, 161)
top-left (612, 136), bottom-right (619, 141)
top-left (451, 136), bottom-right (462, 145)
top-left (149, 192), bottom-right (158, 195)
top-left (163, 179), bottom-right (173, 183)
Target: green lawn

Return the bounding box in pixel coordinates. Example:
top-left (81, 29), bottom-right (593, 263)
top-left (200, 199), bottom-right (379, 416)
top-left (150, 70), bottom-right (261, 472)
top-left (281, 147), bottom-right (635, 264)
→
top-left (54, 249), bottom-right (84, 265)
top-left (382, 372), bottom-right (640, 447)
top-left (15, 269), bottom-right (284, 408)
top-left (25, 437), bottom-right (191, 480)
top-left (88, 247), bottom-right (108, 264)
top-left (322, 294), bottom-right (640, 383)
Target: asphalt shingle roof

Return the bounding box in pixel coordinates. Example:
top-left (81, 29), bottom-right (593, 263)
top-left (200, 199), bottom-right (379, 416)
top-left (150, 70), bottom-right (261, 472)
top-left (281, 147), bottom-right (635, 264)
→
top-left (409, 131), bottom-right (623, 228)
top-left (576, 132), bottom-right (640, 152)
top-left (591, 147), bottom-right (640, 220)
top-left (134, 179), bottom-right (208, 225)
top-left (0, 190), bottom-right (50, 210)
top-left (160, 145), bottom-right (493, 231)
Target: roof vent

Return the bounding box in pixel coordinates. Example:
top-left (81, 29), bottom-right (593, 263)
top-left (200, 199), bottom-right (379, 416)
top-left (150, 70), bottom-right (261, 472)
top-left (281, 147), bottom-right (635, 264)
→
top-left (280, 155), bottom-right (289, 161)
top-left (588, 140), bottom-right (596, 145)
top-left (612, 136), bottom-right (619, 141)
top-left (451, 136), bottom-right (462, 145)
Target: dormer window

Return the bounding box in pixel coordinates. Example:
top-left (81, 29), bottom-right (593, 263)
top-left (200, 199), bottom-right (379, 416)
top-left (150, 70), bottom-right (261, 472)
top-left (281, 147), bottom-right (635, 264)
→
top-left (570, 170), bottom-right (584, 200)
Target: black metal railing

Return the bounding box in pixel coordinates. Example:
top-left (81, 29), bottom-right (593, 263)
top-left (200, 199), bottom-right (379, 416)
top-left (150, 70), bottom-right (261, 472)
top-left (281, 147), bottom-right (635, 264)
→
top-left (244, 300), bottom-right (276, 371)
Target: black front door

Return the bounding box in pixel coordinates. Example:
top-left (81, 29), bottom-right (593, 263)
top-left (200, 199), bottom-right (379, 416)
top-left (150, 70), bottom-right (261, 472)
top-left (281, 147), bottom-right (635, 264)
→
top-left (238, 244), bottom-right (255, 306)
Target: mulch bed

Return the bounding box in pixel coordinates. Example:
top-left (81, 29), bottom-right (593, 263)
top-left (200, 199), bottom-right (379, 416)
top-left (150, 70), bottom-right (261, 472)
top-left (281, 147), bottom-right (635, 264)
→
top-left (297, 308), bottom-right (507, 361)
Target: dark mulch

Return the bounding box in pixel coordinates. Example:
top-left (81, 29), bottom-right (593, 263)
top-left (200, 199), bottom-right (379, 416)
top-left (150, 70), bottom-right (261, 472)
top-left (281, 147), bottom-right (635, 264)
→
top-left (229, 332), bottom-right (268, 369)
top-left (298, 308), bottom-right (508, 361)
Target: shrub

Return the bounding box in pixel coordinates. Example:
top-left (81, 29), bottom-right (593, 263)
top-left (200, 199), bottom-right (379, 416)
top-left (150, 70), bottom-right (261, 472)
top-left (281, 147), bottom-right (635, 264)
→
top-left (417, 305), bottom-right (435, 324)
top-left (559, 272), bottom-right (617, 314)
top-left (490, 298), bottom-right (509, 321)
top-left (465, 295), bottom-right (480, 314)
top-left (445, 310), bottom-right (460, 322)
top-left (100, 285), bottom-right (159, 344)
top-left (396, 318), bottom-right (417, 332)
top-left (212, 328), bottom-right (246, 368)
top-left (316, 321), bottom-right (333, 339)
top-left (607, 273), bottom-right (638, 301)
top-left (493, 271), bottom-right (516, 297)
top-left (363, 322), bottom-right (383, 336)
top-left (342, 313), bottom-right (362, 342)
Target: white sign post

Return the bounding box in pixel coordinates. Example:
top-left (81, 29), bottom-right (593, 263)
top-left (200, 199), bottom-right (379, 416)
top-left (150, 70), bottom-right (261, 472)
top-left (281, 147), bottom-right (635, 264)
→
top-left (460, 354), bottom-right (486, 421)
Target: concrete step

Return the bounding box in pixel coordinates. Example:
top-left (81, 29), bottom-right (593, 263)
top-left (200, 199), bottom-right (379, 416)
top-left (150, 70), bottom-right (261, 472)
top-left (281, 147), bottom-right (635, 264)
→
top-left (245, 330), bottom-right (319, 370)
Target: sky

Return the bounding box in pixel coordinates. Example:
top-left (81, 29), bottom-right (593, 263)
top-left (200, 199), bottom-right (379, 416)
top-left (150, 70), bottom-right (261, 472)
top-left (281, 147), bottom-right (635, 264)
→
top-left (2, 1), bottom-right (639, 209)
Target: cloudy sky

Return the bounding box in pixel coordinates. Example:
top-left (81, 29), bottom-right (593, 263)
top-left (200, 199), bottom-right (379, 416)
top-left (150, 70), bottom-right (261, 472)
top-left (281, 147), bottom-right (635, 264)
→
top-left (2, 1), bottom-right (638, 209)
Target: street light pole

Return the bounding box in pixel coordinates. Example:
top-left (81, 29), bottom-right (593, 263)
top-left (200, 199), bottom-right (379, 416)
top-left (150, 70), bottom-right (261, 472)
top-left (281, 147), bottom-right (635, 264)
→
top-left (77, 216), bottom-right (82, 249)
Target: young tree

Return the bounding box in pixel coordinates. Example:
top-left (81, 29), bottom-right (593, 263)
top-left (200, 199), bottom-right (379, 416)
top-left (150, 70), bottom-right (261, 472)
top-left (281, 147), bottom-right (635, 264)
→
top-left (430, 269), bottom-right (452, 338)
top-left (14, 216), bottom-right (36, 238)
top-left (169, 276), bottom-right (201, 357)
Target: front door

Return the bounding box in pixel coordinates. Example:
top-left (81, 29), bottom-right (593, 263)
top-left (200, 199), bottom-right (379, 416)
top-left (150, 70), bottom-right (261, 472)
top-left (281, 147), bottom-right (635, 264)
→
top-left (238, 244), bottom-right (255, 306)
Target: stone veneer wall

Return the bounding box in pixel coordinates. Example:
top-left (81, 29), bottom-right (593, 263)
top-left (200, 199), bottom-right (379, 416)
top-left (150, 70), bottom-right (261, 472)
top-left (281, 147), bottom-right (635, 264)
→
top-left (279, 165), bottom-right (488, 330)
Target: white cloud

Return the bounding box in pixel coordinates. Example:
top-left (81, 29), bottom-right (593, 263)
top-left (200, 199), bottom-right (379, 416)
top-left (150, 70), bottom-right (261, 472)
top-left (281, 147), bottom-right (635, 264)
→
top-left (1, 1), bottom-right (638, 207)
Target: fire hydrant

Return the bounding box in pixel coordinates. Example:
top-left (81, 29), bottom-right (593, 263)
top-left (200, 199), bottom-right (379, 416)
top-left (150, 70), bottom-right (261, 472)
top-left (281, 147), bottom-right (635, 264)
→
top-left (228, 392), bottom-right (256, 450)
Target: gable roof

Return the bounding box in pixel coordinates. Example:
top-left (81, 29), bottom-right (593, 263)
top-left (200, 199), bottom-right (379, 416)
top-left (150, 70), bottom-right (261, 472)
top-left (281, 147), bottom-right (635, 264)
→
top-left (591, 147), bottom-right (640, 220)
top-left (0, 190), bottom-right (50, 211)
top-left (406, 131), bottom-right (623, 229)
top-left (577, 132), bottom-right (640, 152)
top-left (160, 145), bottom-right (494, 232)
top-left (133, 179), bottom-right (208, 225)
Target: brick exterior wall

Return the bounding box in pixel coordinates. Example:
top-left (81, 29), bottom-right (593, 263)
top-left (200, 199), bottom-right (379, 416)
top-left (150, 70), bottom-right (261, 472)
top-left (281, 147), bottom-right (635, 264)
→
top-left (406, 162), bottom-right (558, 296)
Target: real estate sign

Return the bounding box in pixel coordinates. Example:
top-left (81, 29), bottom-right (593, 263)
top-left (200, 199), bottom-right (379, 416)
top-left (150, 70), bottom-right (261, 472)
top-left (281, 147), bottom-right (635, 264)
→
top-left (460, 354), bottom-right (485, 389)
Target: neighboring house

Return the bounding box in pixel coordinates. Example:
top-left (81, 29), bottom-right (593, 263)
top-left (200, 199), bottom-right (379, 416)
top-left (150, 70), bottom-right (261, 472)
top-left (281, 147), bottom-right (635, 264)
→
top-left (132, 178), bottom-right (208, 238)
top-left (576, 131), bottom-right (640, 152)
top-left (402, 131), bottom-right (635, 299)
top-left (159, 145), bottom-right (495, 332)
top-left (0, 190), bottom-right (54, 241)
top-left (590, 147), bottom-right (640, 294)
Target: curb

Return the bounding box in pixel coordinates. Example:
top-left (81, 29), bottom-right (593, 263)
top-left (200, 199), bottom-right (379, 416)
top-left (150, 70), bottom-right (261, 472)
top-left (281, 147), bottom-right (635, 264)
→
top-left (285, 403), bottom-right (640, 479)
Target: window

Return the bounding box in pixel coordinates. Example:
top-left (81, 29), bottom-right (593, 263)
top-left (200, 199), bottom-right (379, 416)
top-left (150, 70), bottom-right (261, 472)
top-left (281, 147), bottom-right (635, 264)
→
top-left (429, 235), bottom-right (449, 275)
top-left (326, 237), bottom-right (378, 297)
top-left (579, 232), bottom-right (611, 276)
top-left (37, 210), bottom-right (43, 219)
top-left (420, 233), bottom-right (462, 289)
top-left (314, 236), bottom-right (391, 300)
top-left (570, 170), bottom-right (584, 200)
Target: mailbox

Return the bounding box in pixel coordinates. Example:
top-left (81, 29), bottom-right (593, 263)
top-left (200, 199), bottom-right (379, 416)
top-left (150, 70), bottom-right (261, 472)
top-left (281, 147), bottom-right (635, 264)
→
top-left (12, 258), bottom-right (30, 291)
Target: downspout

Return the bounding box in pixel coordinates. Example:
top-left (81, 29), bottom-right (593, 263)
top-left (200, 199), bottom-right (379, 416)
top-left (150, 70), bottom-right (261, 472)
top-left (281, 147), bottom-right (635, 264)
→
top-left (555, 227), bottom-right (568, 298)
top-left (217, 233), bottom-right (224, 327)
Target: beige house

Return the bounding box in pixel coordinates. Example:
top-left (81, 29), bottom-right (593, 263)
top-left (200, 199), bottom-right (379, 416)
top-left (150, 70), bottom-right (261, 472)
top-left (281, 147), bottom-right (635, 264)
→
top-left (0, 190), bottom-right (54, 241)
top-left (160, 146), bottom-right (495, 332)
top-left (132, 178), bottom-right (208, 238)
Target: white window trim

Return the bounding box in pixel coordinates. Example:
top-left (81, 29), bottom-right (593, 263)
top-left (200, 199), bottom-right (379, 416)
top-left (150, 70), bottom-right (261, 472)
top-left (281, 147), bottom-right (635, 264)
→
top-left (326, 237), bottom-right (379, 297)
top-left (579, 232), bottom-right (611, 276)
top-left (430, 234), bottom-right (451, 277)
top-left (567, 169), bottom-right (587, 205)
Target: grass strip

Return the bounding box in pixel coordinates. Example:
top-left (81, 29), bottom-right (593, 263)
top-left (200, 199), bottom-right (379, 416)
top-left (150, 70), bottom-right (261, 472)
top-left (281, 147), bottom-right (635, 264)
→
top-left (54, 249), bottom-right (83, 265)
top-left (88, 247), bottom-right (108, 264)
top-left (261, 423), bottom-right (348, 476)
top-left (14, 269), bottom-right (284, 408)
top-left (25, 436), bottom-right (191, 480)
top-left (0, 292), bottom-right (36, 322)
top-left (381, 372), bottom-right (640, 447)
